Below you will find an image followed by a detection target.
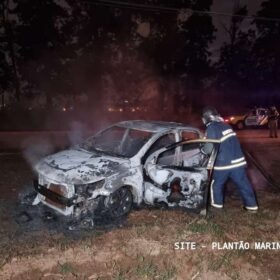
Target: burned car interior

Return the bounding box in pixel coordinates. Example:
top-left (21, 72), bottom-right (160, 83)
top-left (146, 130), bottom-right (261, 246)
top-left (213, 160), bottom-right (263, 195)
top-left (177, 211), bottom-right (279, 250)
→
top-left (82, 126), bottom-right (153, 158)
top-left (144, 140), bottom-right (219, 213)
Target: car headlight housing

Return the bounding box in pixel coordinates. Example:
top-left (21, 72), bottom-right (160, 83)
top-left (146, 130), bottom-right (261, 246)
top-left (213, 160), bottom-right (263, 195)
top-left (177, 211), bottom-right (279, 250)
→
top-left (75, 179), bottom-right (105, 196)
top-left (86, 179), bottom-right (105, 195)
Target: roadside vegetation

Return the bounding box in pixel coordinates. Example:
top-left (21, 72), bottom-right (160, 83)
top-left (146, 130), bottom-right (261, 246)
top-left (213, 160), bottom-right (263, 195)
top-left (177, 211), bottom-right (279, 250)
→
top-left (0, 142), bottom-right (280, 279)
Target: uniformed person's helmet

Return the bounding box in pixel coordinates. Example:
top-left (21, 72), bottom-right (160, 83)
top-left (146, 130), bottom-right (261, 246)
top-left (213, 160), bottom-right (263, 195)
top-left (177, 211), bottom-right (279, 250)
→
top-left (202, 106), bottom-right (219, 125)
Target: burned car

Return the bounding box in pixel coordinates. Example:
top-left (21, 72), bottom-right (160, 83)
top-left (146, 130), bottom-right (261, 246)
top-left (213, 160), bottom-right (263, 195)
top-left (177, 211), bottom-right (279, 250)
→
top-left (32, 121), bottom-right (219, 224)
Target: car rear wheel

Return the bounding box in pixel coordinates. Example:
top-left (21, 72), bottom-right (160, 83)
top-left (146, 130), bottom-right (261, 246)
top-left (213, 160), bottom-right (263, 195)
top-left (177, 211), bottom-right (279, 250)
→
top-left (103, 187), bottom-right (133, 218)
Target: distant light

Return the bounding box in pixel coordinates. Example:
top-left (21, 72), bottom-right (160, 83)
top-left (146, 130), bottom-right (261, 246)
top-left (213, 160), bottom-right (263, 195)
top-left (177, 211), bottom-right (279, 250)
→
top-left (62, 107), bottom-right (67, 112)
top-left (124, 100), bottom-right (129, 103)
top-left (131, 108), bottom-right (136, 112)
top-left (108, 107), bottom-right (114, 112)
top-left (225, 119), bottom-right (229, 123)
top-left (119, 108), bottom-right (123, 112)
top-left (230, 117), bottom-right (235, 121)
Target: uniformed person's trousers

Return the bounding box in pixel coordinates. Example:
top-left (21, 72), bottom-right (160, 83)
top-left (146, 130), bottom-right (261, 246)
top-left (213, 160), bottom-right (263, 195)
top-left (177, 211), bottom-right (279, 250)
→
top-left (210, 166), bottom-right (258, 210)
top-left (268, 120), bottom-right (278, 138)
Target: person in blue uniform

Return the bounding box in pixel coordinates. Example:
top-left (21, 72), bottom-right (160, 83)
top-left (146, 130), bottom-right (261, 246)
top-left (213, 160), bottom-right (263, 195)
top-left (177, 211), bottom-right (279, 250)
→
top-left (202, 107), bottom-right (258, 212)
top-left (268, 106), bottom-right (279, 138)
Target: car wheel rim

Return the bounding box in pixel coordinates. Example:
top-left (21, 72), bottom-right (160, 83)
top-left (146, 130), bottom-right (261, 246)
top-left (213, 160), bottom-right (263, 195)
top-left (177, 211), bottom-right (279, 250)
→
top-left (106, 188), bottom-right (132, 217)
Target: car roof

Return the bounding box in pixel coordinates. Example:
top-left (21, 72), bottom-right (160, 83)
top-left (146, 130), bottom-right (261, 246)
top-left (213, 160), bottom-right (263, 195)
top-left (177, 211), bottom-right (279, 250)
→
top-left (116, 120), bottom-right (201, 133)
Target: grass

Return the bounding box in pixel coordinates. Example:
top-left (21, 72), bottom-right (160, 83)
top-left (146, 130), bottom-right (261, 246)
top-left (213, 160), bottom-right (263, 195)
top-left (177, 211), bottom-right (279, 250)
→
top-left (135, 261), bottom-right (157, 278)
top-left (188, 220), bottom-right (224, 237)
top-left (158, 266), bottom-right (177, 280)
top-left (134, 224), bottom-right (154, 235)
top-left (56, 236), bottom-right (74, 250)
top-left (208, 252), bottom-right (233, 271)
top-left (113, 271), bottom-right (126, 280)
top-left (77, 231), bottom-right (105, 251)
top-left (58, 261), bottom-right (76, 274)
top-left (134, 257), bottom-right (176, 280)
top-left (92, 230), bottom-right (104, 238)
top-left (208, 250), bottom-right (249, 280)
top-left (0, 258), bottom-right (7, 270)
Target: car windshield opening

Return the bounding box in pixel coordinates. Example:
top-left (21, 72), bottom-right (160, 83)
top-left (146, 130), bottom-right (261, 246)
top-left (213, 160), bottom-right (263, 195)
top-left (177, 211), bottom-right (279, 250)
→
top-left (81, 126), bottom-right (153, 157)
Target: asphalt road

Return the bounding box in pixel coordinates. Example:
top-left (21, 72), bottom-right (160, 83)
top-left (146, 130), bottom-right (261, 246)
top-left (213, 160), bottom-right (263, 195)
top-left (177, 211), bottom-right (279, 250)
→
top-left (237, 129), bottom-right (280, 144)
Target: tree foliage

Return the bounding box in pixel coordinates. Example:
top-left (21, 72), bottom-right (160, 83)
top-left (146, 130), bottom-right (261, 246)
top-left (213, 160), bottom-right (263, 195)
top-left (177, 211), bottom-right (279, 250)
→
top-left (1, 0), bottom-right (279, 107)
top-left (216, 5), bottom-right (255, 91)
top-left (253, 0), bottom-right (280, 90)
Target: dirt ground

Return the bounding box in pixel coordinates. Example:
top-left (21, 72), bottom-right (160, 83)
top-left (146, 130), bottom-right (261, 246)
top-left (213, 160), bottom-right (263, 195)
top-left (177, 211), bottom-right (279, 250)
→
top-left (0, 130), bottom-right (280, 280)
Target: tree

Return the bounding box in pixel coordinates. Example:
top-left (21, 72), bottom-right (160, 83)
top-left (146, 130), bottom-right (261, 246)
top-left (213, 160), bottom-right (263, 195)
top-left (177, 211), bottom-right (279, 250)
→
top-left (14, 0), bottom-right (69, 105)
top-left (97, 0), bottom-right (216, 111)
top-left (1, 0), bottom-right (216, 112)
top-left (0, 46), bottom-right (12, 93)
top-left (0, 0), bottom-right (20, 100)
top-left (215, 2), bottom-right (257, 106)
top-left (253, 0), bottom-right (280, 93)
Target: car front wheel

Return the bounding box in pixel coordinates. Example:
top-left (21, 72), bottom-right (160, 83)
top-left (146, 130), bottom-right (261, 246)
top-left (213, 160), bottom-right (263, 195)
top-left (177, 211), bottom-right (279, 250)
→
top-left (236, 121), bottom-right (244, 130)
top-left (103, 187), bottom-right (133, 219)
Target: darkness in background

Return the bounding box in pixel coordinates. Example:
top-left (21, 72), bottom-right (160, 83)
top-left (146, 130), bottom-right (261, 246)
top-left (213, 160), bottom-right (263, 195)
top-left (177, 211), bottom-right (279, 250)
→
top-left (0, 0), bottom-right (280, 130)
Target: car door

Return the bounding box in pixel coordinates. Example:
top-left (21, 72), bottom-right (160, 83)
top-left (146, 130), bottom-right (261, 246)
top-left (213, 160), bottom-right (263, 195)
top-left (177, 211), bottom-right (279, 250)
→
top-left (143, 139), bottom-right (219, 215)
top-left (245, 109), bottom-right (258, 126)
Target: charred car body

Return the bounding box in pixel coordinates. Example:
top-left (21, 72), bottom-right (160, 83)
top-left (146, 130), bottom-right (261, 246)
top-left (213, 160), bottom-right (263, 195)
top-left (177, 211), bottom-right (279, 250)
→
top-left (32, 121), bottom-right (219, 223)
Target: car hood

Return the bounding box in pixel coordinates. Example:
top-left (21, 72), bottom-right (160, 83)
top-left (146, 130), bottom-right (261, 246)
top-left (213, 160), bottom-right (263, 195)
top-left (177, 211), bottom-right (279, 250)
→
top-left (35, 148), bottom-right (130, 184)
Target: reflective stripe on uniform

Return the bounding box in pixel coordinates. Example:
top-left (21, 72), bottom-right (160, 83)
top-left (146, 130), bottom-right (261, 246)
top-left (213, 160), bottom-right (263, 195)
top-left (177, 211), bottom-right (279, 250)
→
top-left (231, 157), bottom-right (245, 164)
top-left (245, 206), bottom-right (258, 210)
top-left (210, 180), bottom-right (223, 208)
top-left (210, 180), bottom-right (214, 205)
top-left (222, 128), bottom-right (233, 135)
top-left (211, 203), bottom-right (223, 208)
top-left (220, 132), bottom-right (236, 142)
top-left (260, 116), bottom-right (268, 126)
top-left (214, 161), bottom-right (246, 170)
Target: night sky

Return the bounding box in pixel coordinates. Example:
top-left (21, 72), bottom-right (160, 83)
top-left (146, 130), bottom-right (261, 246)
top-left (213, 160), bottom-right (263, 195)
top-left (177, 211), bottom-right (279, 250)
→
top-left (211, 0), bottom-right (264, 60)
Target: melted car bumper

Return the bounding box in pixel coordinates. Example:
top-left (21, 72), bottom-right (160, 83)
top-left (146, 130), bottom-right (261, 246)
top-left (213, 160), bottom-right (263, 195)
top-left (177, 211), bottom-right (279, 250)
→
top-left (34, 180), bottom-right (76, 207)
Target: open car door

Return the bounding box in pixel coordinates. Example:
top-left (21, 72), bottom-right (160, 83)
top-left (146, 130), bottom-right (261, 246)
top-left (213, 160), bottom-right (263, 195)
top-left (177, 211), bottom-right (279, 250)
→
top-left (143, 139), bottom-right (220, 215)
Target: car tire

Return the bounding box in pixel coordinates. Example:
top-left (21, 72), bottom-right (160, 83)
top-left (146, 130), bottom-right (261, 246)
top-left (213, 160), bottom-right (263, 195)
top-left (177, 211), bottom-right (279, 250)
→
top-left (102, 186), bottom-right (133, 219)
top-left (236, 121), bottom-right (244, 130)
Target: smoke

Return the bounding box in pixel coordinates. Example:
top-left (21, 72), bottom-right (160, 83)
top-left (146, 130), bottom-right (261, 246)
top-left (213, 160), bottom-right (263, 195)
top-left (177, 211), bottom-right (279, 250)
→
top-left (22, 137), bottom-right (55, 170)
top-left (21, 125), bottom-right (82, 170)
top-left (21, 120), bottom-right (101, 170)
top-left (67, 121), bottom-right (88, 146)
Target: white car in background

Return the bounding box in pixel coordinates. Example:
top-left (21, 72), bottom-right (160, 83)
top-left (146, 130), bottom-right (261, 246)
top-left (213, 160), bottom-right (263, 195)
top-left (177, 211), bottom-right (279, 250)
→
top-left (224, 107), bottom-right (268, 129)
top-left (32, 121), bottom-right (219, 222)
